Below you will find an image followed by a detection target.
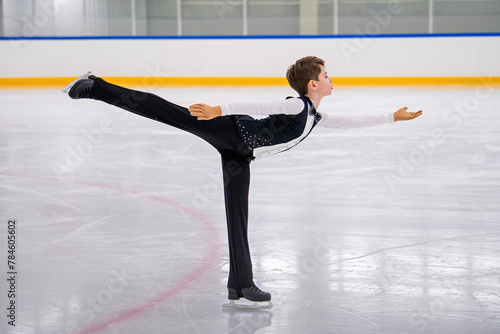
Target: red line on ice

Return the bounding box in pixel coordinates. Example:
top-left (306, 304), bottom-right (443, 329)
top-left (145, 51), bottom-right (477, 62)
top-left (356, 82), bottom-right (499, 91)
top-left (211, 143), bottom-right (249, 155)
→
top-left (3, 174), bottom-right (221, 334)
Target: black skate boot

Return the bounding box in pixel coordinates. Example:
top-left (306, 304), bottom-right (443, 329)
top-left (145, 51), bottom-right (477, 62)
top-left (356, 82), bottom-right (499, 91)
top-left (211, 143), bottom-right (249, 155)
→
top-left (223, 285), bottom-right (273, 309)
top-left (62, 71), bottom-right (95, 98)
top-left (68, 76), bottom-right (96, 99)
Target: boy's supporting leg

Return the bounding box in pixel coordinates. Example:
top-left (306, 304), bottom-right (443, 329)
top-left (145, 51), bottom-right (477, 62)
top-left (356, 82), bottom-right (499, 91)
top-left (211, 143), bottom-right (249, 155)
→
top-left (221, 155), bottom-right (254, 291)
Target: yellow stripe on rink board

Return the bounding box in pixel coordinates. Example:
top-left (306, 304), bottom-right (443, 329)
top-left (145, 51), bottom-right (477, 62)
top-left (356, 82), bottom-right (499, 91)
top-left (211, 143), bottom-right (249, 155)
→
top-left (105, 77), bottom-right (290, 87)
top-left (0, 77), bottom-right (288, 88)
top-left (333, 77), bottom-right (500, 86)
top-left (0, 76), bottom-right (499, 88)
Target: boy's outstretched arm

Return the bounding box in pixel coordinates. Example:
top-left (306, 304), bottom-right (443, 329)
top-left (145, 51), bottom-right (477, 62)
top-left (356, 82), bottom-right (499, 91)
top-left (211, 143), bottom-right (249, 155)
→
top-left (189, 98), bottom-right (304, 120)
top-left (188, 103), bottom-right (222, 120)
top-left (394, 107), bottom-right (423, 121)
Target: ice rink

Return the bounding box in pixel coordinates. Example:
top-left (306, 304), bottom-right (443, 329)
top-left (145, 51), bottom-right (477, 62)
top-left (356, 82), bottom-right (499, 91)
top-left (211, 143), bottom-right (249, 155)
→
top-left (1, 84), bottom-right (500, 334)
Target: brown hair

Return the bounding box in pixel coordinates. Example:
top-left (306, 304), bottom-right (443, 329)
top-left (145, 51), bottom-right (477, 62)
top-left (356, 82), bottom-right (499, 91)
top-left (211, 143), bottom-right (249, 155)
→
top-left (286, 56), bottom-right (325, 96)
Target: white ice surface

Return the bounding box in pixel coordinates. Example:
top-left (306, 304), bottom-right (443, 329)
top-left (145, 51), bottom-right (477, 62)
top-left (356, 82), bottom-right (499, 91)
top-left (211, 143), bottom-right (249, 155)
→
top-left (1, 85), bottom-right (500, 334)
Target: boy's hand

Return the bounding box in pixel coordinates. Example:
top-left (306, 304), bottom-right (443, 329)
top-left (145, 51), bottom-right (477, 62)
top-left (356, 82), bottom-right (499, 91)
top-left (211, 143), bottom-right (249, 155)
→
top-left (393, 107), bottom-right (423, 122)
top-left (188, 104), bottom-right (222, 121)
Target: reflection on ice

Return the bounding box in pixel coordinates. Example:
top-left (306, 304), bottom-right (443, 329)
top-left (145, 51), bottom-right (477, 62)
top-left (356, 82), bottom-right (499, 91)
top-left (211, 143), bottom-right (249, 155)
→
top-left (1, 86), bottom-right (500, 333)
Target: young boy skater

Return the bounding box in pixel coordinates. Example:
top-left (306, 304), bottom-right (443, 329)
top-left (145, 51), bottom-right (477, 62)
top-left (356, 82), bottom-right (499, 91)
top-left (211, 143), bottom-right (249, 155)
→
top-left (65, 56), bottom-right (422, 309)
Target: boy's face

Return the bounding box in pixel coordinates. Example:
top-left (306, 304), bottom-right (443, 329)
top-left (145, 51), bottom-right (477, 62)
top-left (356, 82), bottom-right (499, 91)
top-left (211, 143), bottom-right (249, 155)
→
top-left (311, 65), bottom-right (333, 97)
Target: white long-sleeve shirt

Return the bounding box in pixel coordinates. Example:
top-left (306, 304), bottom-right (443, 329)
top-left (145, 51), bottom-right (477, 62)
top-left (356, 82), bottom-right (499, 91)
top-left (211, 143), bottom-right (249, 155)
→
top-left (221, 98), bottom-right (394, 128)
top-left (220, 98), bottom-right (394, 159)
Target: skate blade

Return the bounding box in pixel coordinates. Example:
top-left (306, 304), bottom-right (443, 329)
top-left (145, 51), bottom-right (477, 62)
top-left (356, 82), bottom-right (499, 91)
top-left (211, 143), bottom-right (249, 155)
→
top-left (62, 71), bottom-right (93, 93)
top-left (222, 300), bottom-right (273, 310)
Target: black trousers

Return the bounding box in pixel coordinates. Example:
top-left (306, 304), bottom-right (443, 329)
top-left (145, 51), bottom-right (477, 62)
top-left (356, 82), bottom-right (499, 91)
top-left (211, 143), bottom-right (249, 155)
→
top-left (89, 78), bottom-right (255, 290)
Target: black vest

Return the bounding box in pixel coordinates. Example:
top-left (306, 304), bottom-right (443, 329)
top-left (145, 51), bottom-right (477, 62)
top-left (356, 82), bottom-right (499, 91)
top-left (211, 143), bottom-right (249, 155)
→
top-left (234, 96), bottom-right (320, 150)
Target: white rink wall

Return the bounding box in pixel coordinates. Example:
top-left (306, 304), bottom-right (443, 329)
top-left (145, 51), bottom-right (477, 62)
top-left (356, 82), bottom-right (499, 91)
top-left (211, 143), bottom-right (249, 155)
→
top-left (1, 36), bottom-right (499, 79)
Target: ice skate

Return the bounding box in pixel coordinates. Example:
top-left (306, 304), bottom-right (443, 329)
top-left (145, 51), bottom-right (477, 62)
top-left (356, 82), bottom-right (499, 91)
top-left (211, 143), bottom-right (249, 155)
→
top-left (222, 285), bottom-right (273, 310)
top-left (61, 71), bottom-right (93, 94)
